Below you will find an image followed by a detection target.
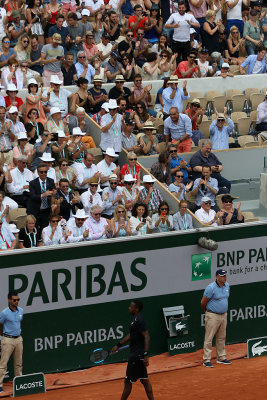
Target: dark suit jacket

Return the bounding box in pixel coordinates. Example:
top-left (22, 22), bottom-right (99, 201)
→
top-left (27, 177), bottom-right (56, 216)
top-left (55, 190), bottom-right (83, 221)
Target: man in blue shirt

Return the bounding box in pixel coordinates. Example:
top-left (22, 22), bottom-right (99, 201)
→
top-left (48, 14), bottom-right (69, 53)
top-left (240, 45), bottom-right (267, 75)
top-left (162, 75), bottom-right (189, 116)
top-left (0, 292), bottom-right (24, 392)
top-left (209, 110), bottom-right (234, 150)
top-left (164, 107), bottom-right (193, 153)
top-left (169, 144), bottom-right (192, 182)
top-left (201, 269), bottom-right (231, 368)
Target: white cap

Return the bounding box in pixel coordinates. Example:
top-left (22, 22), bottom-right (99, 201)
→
top-left (222, 62), bottom-right (230, 68)
top-left (105, 147), bottom-right (116, 157)
top-left (39, 152), bottom-right (55, 162)
top-left (9, 106), bottom-right (18, 114)
top-left (190, 27), bottom-right (196, 34)
top-left (143, 175), bottom-right (156, 183)
top-left (73, 209), bottom-right (88, 219)
top-left (73, 127), bottom-right (85, 136)
top-left (57, 130), bottom-right (66, 138)
top-left (82, 8), bottom-right (90, 16)
top-left (108, 99), bottom-right (118, 109)
top-left (124, 174), bottom-right (136, 182)
top-left (7, 83), bottom-right (17, 91)
top-left (201, 196), bottom-right (212, 203)
top-left (101, 102), bottom-right (110, 112)
top-left (17, 132), bottom-right (28, 141)
top-left (50, 75), bottom-right (63, 85)
top-left (9, 223), bottom-right (19, 233)
top-left (50, 107), bottom-right (61, 115)
top-left (28, 78), bottom-right (38, 86)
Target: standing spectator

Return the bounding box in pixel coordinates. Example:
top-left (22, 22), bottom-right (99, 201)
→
top-left (30, 34), bottom-right (43, 75)
top-left (128, 5), bottom-right (148, 38)
top-left (103, 10), bottom-right (122, 41)
top-left (225, 0), bottom-right (249, 37)
top-left (165, 1), bottom-right (200, 61)
top-left (92, 11), bottom-right (105, 45)
top-left (97, 147), bottom-right (120, 188)
top-left (41, 33), bottom-right (64, 87)
top-left (75, 51), bottom-right (95, 84)
top-left (240, 45), bottom-right (266, 74)
top-left (227, 25), bottom-right (246, 64)
top-left (0, 292), bottom-right (23, 393)
top-left (243, 9), bottom-right (263, 55)
top-left (201, 269), bottom-right (231, 368)
top-left (88, 75), bottom-right (109, 115)
top-left (184, 98), bottom-right (205, 146)
top-left (209, 110), bottom-right (234, 149)
top-left (61, 52), bottom-right (77, 86)
top-left (132, 28), bottom-right (150, 68)
top-left (162, 75), bottom-right (189, 116)
top-left (67, 12), bottom-right (86, 63)
top-left (26, 0), bottom-right (45, 44)
top-left (100, 99), bottom-right (123, 154)
top-left (173, 199), bottom-right (193, 230)
top-left (164, 106), bottom-right (193, 153)
top-left (80, 9), bottom-right (93, 33)
top-left (188, 0), bottom-right (207, 40)
top-left (103, 51), bottom-right (123, 83)
top-left (175, 51), bottom-right (202, 79)
top-left (48, 14), bottom-right (69, 53)
top-left (140, 174), bottom-right (163, 214)
top-left (202, 10), bottom-right (222, 53)
top-left (25, 78), bottom-right (46, 125)
top-left (83, 30), bottom-right (99, 61)
top-left (145, 4), bottom-right (163, 43)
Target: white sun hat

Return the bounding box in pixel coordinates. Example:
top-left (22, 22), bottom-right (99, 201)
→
top-left (40, 152), bottom-right (55, 162)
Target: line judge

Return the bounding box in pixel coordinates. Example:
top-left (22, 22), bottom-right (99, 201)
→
top-left (0, 292), bottom-right (24, 393)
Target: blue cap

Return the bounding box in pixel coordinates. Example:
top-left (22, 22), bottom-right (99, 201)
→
top-left (216, 269), bottom-right (227, 276)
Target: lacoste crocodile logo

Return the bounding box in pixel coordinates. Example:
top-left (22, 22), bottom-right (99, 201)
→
top-left (175, 322), bottom-right (186, 331)
top-left (252, 340), bottom-right (267, 356)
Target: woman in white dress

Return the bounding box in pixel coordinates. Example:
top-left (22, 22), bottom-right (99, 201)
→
top-left (130, 202), bottom-right (153, 236)
top-left (42, 214), bottom-right (67, 246)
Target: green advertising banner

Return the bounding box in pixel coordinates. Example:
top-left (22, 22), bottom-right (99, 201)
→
top-left (13, 373), bottom-right (46, 397)
top-left (247, 336), bottom-right (267, 359)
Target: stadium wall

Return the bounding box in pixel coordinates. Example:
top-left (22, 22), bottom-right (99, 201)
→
top-left (1, 222), bottom-right (267, 374)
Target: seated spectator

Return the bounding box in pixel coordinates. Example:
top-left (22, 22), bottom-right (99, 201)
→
top-left (87, 75), bottom-right (109, 115)
top-left (55, 158), bottom-right (77, 189)
top-left (18, 214), bottom-right (42, 248)
top-left (0, 106), bottom-right (15, 164)
top-left (158, 51), bottom-right (177, 80)
top-left (83, 30), bottom-right (99, 61)
top-left (154, 77), bottom-right (170, 113)
top-left (120, 152), bottom-right (141, 185)
top-left (27, 164), bottom-right (56, 230)
top-left (150, 151), bottom-right (172, 186)
top-left (100, 99), bottom-right (123, 154)
top-left (151, 200), bottom-right (173, 233)
top-left (42, 75), bottom-right (73, 118)
top-left (14, 34), bottom-right (31, 62)
top-left (71, 77), bottom-right (91, 115)
top-left (110, 204), bottom-right (131, 237)
top-left (151, 34), bottom-right (171, 55)
top-left (141, 52), bottom-right (164, 80)
top-left (130, 201), bottom-right (153, 236)
top-left (164, 107), bottom-right (192, 153)
top-left (25, 108), bottom-right (45, 145)
top-left (169, 144), bottom-right (192, 183)
top-left (72, 152), bottom-right (98, 192)
top-left (0, 219), bottom-right (16, 249)
top-left (9, 12), bottom-right (27, 49)
top-left (134, 102), bottom-right (155, 131)
top-left (243, 9), bottom-right (262, 56)
top-left (256, 92), bottom-right (267, 132)
top-left (240, 45), bottom-right (267, 75)
top-left (184, 98), bottom-right (205, 146)
top-left (80, 176), bottom-right (104, 214)
top-left (190, 139), bottom-right (231, 192)
top-left (25, 78), bottom-right (46, 126)
top-left (47, 106), bottom-right (69, 135)
top-left (102, 174), bottom-right (123, 219)
top-left (109, 75), bottom-right (131, 107)
top-left (139, 121), bottom-right (160, 156)
top-left (92, 102), bottom-right (109, 125)
top-left (65, 209), bottom-right (90, 243)
top-left (140, 174), bottom-right (163, 214)
top-left (219, 194), bottom-right (244, 224)
top-left (0, 190), bottom-right (13, 226)
top-left (37, 153), bottom-right (56, 181)
top-left (202, 10), bottom-right (222, 54)
top-left (130, 74), bottom-right (156, 116)
top-left (173, 200), bottom-right (193, 230)
top-left (84, 205), bottom-right (113, 240)
top-left (214, 62), bottom-right (234, 77)
top-left (122, 119), bottom-right (140, 153)
top-left (51, 132), bottom-right (72, 167)
top-left (103, 51), bottom-right (123, 83)
top-left (118, 29), bottom-right (135, 58)
top-left (53, 179), bottom-right (82, 220)
top-left (209, 110), bottom-right (234, 150)
top-left (97, 147), bottom-right (120, 188)
top-left (41, 33), bottom-right (64, 87)
top-left (29, 34), bottom-right (43, 76)
top-left (0, 36), bottom-right (16, 69)
top-left (42, 214), bottom-right (67, 246)
top-left (2, 59), bottom-right (27, 90)
top-left (71, 127), bottom-right (88, 165)
top-left (197, 48), bottom-right (216, 77)
top-left (75, 51), bottom-right (95, 84)
top-left (227, 26), bottom-right (246, 65)
top-left (190, 28), bottom-right (201, 51)
top-left (168, 170), bottom-right (193, 200)
top-left (12, 135), bottom-right (34, 170)
top-left (92, 11), bottom-right (106, 45)
top-left (162, 75), bottom-right (189, 116)
top-left (121, 173), bottom-right (140, 215)
top-left (195, 196), bottom-right (222, 226)
top-left (97, 32), bottom-right (114, 63)
top-left (175, 51), bottom-right (201, 80)
top-left (31, 132), bottom-right (53, 172)
top-left (121, 54), bottom-right (139, 82)
top-left (128, 5), bottom-right (148, 36)
top-left (192, 165), bottom-right (219, 209)
top-left (8, 106), bottom-right (26, 137)
top-left (61, 52), bottom-right (77, 86)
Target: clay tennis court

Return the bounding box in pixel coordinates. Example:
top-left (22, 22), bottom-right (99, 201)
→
top-left (2, 343), bottom-right (266, 400)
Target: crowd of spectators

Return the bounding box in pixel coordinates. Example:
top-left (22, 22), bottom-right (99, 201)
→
top-left (0, 0), bottom-right (258, 249)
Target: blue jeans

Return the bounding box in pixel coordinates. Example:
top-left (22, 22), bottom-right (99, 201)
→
top-left (245, 45), bottom-right (256, 55)
top-left (195, 17), bottom-right (206, 41)
top-left (147, 108), bottom-right (157, 117)
top-left (226, 19), bottom-right (244, 38)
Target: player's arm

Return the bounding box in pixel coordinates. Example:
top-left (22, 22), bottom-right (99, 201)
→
top-left (142, 330), bottom-right (150, 366)
top-left (112, 334), bottom-right (130, 352)
top-left (201, 296), bottom-right (209, 311)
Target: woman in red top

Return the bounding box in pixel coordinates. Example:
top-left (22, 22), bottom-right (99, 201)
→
top-left (4, 84), bottom-right (23, 114)
top-left (184, 98), bottom-right (205, 146)
top-left (120, 151), bottom-right (141, 186)
top-left (5, 0), bottom-right (18, 22)
top-left (44, 0), bottom-right (62, 42)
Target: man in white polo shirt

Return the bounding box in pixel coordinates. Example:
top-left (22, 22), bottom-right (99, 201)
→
top-left (100, 99), bottom-right (124, 154)
top-left (97, 147), bottom-right (120, 188)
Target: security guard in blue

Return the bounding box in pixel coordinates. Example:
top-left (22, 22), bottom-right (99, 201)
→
top-left (201, 269), bottom-right (231, 368)
top-left (0, 292), bottom-right (24, 392)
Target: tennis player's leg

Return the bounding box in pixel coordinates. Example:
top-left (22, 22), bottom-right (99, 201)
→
top-left (140, 378), bottom-right (154, 400)
top-left (121, 381), bottom-right (132, 400)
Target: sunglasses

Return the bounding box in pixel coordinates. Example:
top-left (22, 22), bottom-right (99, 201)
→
top-left (76, 218), bottom-right (86, 221)
top-left (160, 207), bottom-right (168, 211)
top-left (136, 106), bottom-right (143, 109)
top-left (135, 79), bottom-right (142, 82)
top-left (126, 182), bottom-right (134, 185)
top-left (21, 161), bottom-right (27, 165)
top-left (90, 184), bottom-right (98, 187)
top-left (127, 34), bottom-right (133, 37)
top-left (23, 40), bottom-right (29, 43)
top-left (189, 55), bottom-right (195, 59)
top-left (147, 182), bottom-right (154, 185)
top-left (176, 175), bottom-right (183, 178)
top-left (93, 213), bottom-right (101, 216)
top-left (170, 150), bottom-right (177, 153)
top-left (39, 171), bottom-right (47, 174)
top-left (204, 201), bottom-right (211, 205)
top-left (110, 182), bottom-right (118, 185)
top-left (129, 158), bottom-right (137, 161)
top-left (12, 298), bottom-right (20, 301)
top-left (137, 33), bottom-right (144, 35)
top-left (14, 65), bottom-right (19, 68)
top-left (3, 40), bottom-right (10, 43)
top-left (160, 54), bottom-right (168, 57)
top-left (118, 210), bottom-right (125, 213)
top-left (223, 200), bottom-right (232, 203)
top-left (51, 219), bottom-right (59, 222)
top-left (78, 56), bottom-right (86, 58)
top-left (61, 163), bottom-right (68, 166)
